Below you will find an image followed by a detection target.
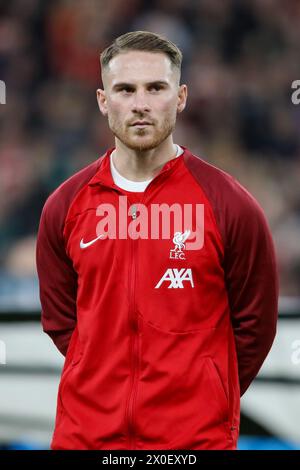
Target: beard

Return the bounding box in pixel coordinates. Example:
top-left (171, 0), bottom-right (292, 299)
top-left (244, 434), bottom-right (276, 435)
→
top-left (108, 113), bottom-right (177, 152)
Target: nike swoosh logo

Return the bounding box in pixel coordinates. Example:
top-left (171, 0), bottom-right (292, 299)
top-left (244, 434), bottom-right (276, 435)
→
top-left (80, 234), bottom-right (105, 249)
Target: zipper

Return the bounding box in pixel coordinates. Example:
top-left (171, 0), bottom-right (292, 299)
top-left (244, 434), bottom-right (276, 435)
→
top-left (125, 182), bottom-right (156, 449)
top-left (95, 158), bottom-right (181, 448)
top-left (130, 204), bottom-right (137, 220)
top-left (126, 199), bottom-right (140, 449)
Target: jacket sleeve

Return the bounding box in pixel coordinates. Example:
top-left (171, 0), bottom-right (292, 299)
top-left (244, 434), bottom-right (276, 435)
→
top-left (36, 193), bottom-right (77, 357)
top-left (224, 187), bottom-right (279, 396)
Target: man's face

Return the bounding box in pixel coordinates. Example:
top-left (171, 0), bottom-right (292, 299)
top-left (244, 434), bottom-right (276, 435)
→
top-left (97, 51), bottom-right (187, 151)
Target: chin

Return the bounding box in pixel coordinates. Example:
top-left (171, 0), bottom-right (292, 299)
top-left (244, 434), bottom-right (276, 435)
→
top-left (114, 125), bottom-right (173, 151)
top-left (130, 142), bottom-right (161, 152)
top-left (122, 137), bottom-right (162, 152)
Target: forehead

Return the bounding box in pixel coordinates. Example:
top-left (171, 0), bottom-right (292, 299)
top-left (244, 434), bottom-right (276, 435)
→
top-left (104, 50), bottom-right (175, 85)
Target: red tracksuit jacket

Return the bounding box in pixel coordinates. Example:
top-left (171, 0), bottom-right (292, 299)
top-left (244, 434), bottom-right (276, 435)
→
top-left (36, 145), bottom-right (279, 450)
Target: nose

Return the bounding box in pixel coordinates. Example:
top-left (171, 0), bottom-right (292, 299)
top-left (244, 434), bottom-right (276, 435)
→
top-left (131, 89), bottom-right (151, 113)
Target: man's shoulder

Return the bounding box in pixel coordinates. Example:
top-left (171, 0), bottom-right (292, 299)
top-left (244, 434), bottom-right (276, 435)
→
top-left (42, 155), bottom-right (104, 214)
top-left (183, 149), bottom-right (261, 210)
top-left (183, 148), bottom-right (271, 244)
top-left (184, 150), bottom-right (246, 194)
top-left (39, 154), bottom-right (106, 229)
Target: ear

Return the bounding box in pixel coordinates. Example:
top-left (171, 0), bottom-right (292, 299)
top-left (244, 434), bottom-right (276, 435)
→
top-left (96, 88), bottom-right (108, 116)
top-left (177, 84), bottom-right (188, 114)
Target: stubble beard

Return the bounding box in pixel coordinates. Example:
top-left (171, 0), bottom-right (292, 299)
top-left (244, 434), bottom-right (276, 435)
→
top-left (109, 115), bottom-right (176, 152)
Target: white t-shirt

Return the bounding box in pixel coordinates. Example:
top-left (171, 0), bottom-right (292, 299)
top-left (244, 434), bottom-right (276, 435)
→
top-left (110, 144), bottom-right (184, 192)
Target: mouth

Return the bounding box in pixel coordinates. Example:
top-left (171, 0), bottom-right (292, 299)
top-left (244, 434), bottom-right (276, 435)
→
top-left (131, 121), bottom-right (153, 127)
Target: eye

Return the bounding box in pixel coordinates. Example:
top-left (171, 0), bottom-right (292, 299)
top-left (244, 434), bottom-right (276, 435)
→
top-left (149, 85), bottom-right (162, 92)
top-left (119, 87), bottom-right (134, 93)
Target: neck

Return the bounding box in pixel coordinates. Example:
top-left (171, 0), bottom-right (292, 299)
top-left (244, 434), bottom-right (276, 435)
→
top-left (112, 136), bottom-right (178, 182)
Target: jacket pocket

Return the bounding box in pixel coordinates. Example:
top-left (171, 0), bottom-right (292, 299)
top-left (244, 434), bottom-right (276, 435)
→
top-left (204, 356), bottom-right (229, 424)
top-left (58, 335), bottom-right (84, 412)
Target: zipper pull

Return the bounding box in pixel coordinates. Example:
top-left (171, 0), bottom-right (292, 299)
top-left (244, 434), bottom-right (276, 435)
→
top-left (130, 204), bottom-right (137, 220)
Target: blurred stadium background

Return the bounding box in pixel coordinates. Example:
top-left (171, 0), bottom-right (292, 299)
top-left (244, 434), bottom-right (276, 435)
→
top-left (0, 0), bottom-right (300, 450)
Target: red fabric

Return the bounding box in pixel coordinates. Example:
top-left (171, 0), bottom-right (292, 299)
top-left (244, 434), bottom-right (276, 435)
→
top-left (36, 146), bottom-right (278, 449)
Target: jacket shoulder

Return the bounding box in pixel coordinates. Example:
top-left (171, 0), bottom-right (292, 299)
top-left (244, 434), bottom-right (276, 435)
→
top-left (184, 151), bottom-right (255, 203)
top-left (39, 156), bottom-right (104, 229)
top-left (183, 150), bottom-right (270, 244)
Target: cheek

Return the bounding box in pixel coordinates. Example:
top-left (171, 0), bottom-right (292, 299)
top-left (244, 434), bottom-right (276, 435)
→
top-left (107, 104), bottom-right (125, 126)
top-left (158, 106), bottom-right (177, 125)
top-left (156, 97), bottom-right (178, 116)
top-left (107, 98), bottom-right (125, 116)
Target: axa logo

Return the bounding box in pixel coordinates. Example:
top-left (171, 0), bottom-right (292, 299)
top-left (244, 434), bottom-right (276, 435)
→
top-left (155, 268), bottom-right (194, 289)
top-left (169, 230), bottom-right (190, 260)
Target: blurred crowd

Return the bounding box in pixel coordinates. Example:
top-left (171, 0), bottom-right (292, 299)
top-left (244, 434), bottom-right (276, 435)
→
top-left (0, 0), bottom-right (299, 296)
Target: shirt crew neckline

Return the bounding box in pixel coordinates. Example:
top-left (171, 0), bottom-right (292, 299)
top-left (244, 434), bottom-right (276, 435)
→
top-left (110, 144), bottom-right (184, 192)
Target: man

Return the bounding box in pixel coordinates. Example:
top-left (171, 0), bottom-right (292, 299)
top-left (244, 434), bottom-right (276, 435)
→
top-left (36, 31), bottom-right (279, 450)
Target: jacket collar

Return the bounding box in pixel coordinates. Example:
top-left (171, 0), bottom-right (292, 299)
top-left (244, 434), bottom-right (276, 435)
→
top-left (88, 146), bottom-right (188, 190)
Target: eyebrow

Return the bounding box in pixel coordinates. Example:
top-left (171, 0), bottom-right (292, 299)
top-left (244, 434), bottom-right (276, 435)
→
top-left (112, 80), bottom-right (169, 91)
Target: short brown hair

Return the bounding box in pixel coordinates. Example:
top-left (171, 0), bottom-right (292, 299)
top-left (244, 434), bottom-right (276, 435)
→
top-left (100, 30), bottom-right (182, 74)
